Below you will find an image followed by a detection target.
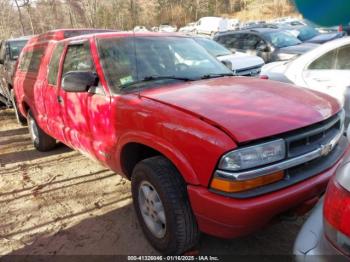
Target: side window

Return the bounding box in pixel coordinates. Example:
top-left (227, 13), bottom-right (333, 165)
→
top-left (308, 49), bottom-right (337, 70)
top-left (242, 34), bottom-right (261, 50)
top-left (218, 34), bottom-right (242, 49)
top-left (62, 43), bottom-right (94, 77)
top-left (48, 43), bottom-right (65, 86)
top-left (335, 45), bottom-right (350, 70)
top-left (18, 49), bottom-right (44, 73)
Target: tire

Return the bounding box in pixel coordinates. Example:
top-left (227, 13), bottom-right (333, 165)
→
top-left (131, 156), bottom-right (200, 255)
top-left (27, 110), bottom-right (56, 152)
top-left (11, 89), bottom-right (27, 126)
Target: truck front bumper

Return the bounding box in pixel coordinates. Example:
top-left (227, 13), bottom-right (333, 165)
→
top-left (187, 145), bottom-right (350, 239)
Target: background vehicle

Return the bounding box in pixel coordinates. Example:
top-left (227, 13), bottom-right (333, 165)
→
top-left (133, 26), bottom-right (149, 32)
top-left (194, 17), bottom-right (229, 36)
top-left (228, 19), bottom-right (240, 30)
top-left (14, 30), bottom-right (348, 255)
top-left (282, 25), bottom-right (345, 44)
top-left (214, 28), bottom-right (318, 63)
top-left (0, 36), bottom-right (31, 107)
top-left (294, 142), bottom-right (350, 260)
top-left (193, 36), bottom-right (265, 76)
top-left (178, 23), bottom-right (196, 33)
top-left (260, 37), bottom-right (350, 125)
top-left (159, 24), bottom-right (177, 32)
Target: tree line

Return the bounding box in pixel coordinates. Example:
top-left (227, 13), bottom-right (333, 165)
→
top-left (0, 0), bottom-right (296, 39)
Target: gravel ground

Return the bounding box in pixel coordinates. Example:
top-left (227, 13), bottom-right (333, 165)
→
top-left (0, 108), bottom-right (306, 256)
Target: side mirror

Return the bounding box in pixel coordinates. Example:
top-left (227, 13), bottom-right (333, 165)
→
top-left (62, 71), bottom-right (98, 93)
top-left (257, 44), bottom-right (269, 52)
top-left (221, 60), bottom-right (233, 70)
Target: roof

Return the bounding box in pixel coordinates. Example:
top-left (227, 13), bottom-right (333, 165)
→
top-left (6, 35), bottom-right (33, 42)
top-left (216, 27), bottom-right (281, 37)
top-left (26, 29), bottom-right (117, 46)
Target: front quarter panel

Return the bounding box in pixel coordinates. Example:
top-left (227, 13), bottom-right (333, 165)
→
top-left (112, 94), bottom-right (236, 186)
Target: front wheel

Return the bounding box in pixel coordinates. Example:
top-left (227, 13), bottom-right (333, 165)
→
top-left (131, 156), bottom-right (199, 255)
top-left (27, 110), bottom-right (56, 152)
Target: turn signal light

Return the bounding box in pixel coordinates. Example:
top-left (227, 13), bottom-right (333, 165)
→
top-left (210, 171), bottom-right (284, 193)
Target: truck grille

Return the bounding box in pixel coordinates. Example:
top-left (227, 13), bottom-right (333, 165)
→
top-left (285, 113), bottom-right (342, 158)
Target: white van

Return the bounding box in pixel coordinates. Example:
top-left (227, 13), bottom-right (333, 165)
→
top-left (194, 17), bottom-right (229, 36)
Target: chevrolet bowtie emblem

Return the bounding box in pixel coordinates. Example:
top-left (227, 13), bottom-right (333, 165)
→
top-left (320, 144), bottom-right (333, 156)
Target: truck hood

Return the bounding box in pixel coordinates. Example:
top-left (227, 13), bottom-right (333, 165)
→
top-left (217, 53), bottom-right (265, 71)
top-left (140, 77), bottom-right (340, 143)
top-left (279, 43), bottom-right (318, 55)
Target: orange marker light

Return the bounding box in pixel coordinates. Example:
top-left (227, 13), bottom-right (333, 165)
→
top-left (210, 171), bottom-right (284, 193)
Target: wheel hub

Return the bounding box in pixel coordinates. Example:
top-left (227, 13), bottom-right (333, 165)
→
top-left (138, 181), bottom-right (166, 238)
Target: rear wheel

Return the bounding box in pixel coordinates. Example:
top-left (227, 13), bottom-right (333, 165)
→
top-left (11, 89), bottom-right (27, 126)
top-left (131, 156), bottom-right (199, 255)
top-left (27, 110), bottom-right (56, 152)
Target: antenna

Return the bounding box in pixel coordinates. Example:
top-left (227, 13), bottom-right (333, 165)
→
top-left (131, 0), bottom-right (140, 98)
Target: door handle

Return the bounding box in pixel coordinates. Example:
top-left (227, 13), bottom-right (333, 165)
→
top-left (57, 96), bottom-right (63, 104)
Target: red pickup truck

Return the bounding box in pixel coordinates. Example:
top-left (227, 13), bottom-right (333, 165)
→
top-left (13, 29), bottom-right (349, 254)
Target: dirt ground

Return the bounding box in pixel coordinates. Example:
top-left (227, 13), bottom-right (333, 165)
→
top-left (0, 108), bottom-right (306, 256)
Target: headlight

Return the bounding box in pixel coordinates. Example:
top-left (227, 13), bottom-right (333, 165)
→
top-left (218, 139), bottom-right (286, 171)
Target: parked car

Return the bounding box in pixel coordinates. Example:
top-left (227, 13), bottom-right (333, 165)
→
top-left (133, 26), bottom-right (149, 32)
top-left (284, 25), bottom-right (345, 44)
top-left (260, 37), bottom-right (350, 125)
top-left (151, 26), bottom-right (159, 32)
top-left (228, 19), bottom-right (240, 30)
top-left (14, 29), bottom-right (348, 255)
top-left (193, 36), bottom-right (265, 76)
top-left (0, 36), bottom-right (31, 108)
top-left (194, 17), bottom-right (229, 36)
top-left (214, 28), bottom-right (319, 63)
top-left (294, 140), bottom-right (350, 260)
top-left (178, 23), bottom-right (196, 33)
top-left (159, 24), bottom-right (177, 33)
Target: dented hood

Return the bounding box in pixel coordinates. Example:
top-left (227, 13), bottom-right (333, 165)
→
top-left (140, 77), bottom-right (341, 143)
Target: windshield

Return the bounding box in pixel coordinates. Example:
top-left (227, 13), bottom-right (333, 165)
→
top-left (297, 26), bottom-right (319, 41)
top-left (194, 37), bottom-right (232, 57)
top-left (9, 40), bottom-right (27, 60)
top-left (264, 31), bottom-right (302, 48)
top-left (97, 36), bottom-right (232, 92)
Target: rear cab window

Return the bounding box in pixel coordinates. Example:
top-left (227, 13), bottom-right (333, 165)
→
top-left (18, 48), bottom-right (45, 73)
top-left (48, 43), bottom-right (65, 86)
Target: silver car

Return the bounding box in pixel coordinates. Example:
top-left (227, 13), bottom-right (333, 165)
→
top-left (294, 131), bottom-right (350, 261)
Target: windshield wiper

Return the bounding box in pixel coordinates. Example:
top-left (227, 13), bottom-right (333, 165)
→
top-left (120, 75), bottom-right (193, 89)
top-left (200, 73), bottom-right (234, 79)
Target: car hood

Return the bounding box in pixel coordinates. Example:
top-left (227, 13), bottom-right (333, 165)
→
top-left (140, 77), bottom-right (340, 143)
top-left (305, 32), bottom-right (344, 44)
top-left (279, 43), bottom-right (318, 54)
top-left (217, 53), bottom-right (265, 71)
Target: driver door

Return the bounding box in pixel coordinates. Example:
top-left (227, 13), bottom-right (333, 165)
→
top-left (58, 40), bottom-right (112, 163)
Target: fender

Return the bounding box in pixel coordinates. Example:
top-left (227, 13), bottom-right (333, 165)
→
top-left (115, 131), bottom-right (200, 185)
